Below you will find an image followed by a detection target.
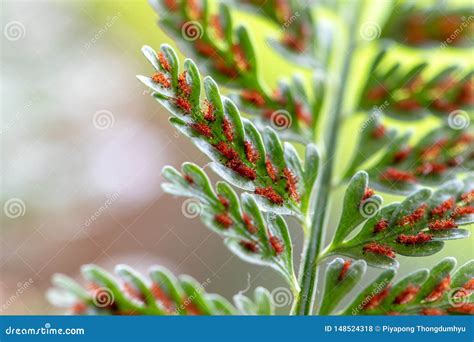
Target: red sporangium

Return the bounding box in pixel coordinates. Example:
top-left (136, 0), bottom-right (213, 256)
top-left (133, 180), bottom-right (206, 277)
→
top-left (396, 232), bottom-right (432, 245)
top-left (151, 72), bottom-right (171, 88)
top-left (255, 186), bottom-right (284, 205)
top-left (269, 235), bottom-right (284, 255)
top-left (157, 51), bottom-right (171, 71)
top-left (425, 275), bottom-right (451, 302)
top-left (203, 100), bottom-right (215, 122)
top-left (242, 213), bottom-right (258, 234)
top-left (428, 218), bottom-right (458, 231)
top-left (265, 157), bottom-right (278, 182)
top-left (393, 284), bottom-right (419, 305)
top-left (214, 213), bottom-right (233, 228)
top-left (244, 141), bottom-right (259, 164)
top-left (214, 141), bottom-right (239, 160)
top-left (175, 97), bottom-right (192, 113)
top-left (178, 71), bottom-right (191, 96)
top-left (363, 242), bottom-right (395, 258)
top-left (227, 159), bottom-right (256, 180)
top-left (217, 194), bottom-right (229, 209)
top-left (430, 198), bottom-right (455, 217)
top-left (240, 240), bottom-right (259, 253)
top-left (398, 204), bottom-right (427, 226)
top-left (222, 118), bottom-right (234, 142)
top-left (283, 168), bottom-right (300, 202)
top-left (240, 89), bottom-right (266, 107)
top-left (338, 260), bottom-right (352, 281)
top-left (189, 122), bottom-right (213, 138)
top-left (373, 219), bottom-right (389, 234)
top-left (371, 124), bottom-right (386, 139)
top-left (380, 168), bottom-right (416, 183)
top-left (362, 187), bottom-right (375, 201)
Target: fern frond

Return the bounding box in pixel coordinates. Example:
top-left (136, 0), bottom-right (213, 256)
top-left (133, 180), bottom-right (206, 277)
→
top-left (152, 0), bottom-right (259, 88)
top-left (327, 257), bottom-right (474, 315)
top-left (344, 114), bottom-right (473, 194)
top-left (229, 74), bottom-right (324, 143)
top-left (138, 44), bottom-right (319, 218)
top-left (230, 0), bottom-right (320, 67)
top-left (381, 4), bottom-right (473, 48)
top-left (359, 48), bottom-right (473, 119)
top-left (327, 172), bottom-right (472, 268)
top-left (162, 162), bottom-right (298, 290)
top-left (47, 264), bottom-right (273, 315)
top-left (149, 0), bottom-right (325, 142)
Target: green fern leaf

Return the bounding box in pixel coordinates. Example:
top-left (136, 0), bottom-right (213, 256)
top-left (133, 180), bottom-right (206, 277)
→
top-left (148, 0), bottom-right (326, 142)
top-left (162, 162), bottom-right (298, 290)
top-left (47, 264), bottom-right (274, 315)
top-left (341, 258), bottom-right (474, 315)
top-left (359, 48), bottom-right (473, 119)
top-left (381, 4), bottom-right (473, 48)
top-left (344, 114), bottom-right (473, 194)
top-left (327, 172), bottom-right (472, 268)
top-left (138, 44), bottom-right (319, 218)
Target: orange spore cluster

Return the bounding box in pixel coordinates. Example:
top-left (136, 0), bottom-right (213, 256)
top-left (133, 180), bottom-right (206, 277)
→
top-left (363, 242), bottom-right (395, 258)
top-left (338, 260), bottom-right (352, 281)
top-left (215, 213), bottom-right (233, 228)
top-left (255, 187), bottom-right (284, 205)
top-left (396, 232), bottom-right (432, 245)
top-left (380, 168), bottom-right (416, 183)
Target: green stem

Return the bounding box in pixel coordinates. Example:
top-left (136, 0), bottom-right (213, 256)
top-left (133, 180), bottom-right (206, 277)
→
top-left (292, 15), bottom-right (359, 316)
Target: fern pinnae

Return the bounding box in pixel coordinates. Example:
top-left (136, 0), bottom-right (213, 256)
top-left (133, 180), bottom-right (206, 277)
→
top-left (48, 264), bottom-right (275, 315)
top-left (138, 44), bottom-right (319, 219)
top-left (327, 172), bottom-right (472, 268)
top-left (344, 114), bottom-right (473, 195)
top-left (162, 162), bottom-right (299, 291)
top-left (151, 0), bottom-right (325, 142)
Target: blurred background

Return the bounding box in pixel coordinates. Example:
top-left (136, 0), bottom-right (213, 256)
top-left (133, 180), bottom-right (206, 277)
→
top-left (1, 0), bottom-right (472, 315)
